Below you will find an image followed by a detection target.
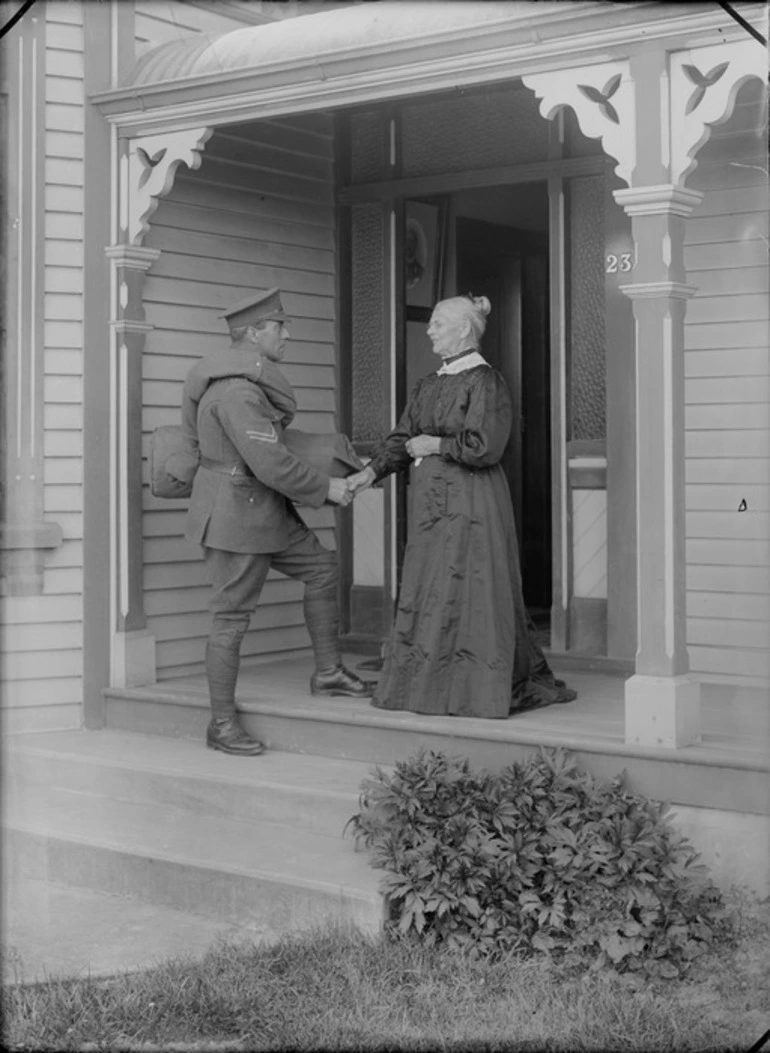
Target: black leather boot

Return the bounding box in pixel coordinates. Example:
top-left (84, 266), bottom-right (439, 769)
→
top-left (310, 665), bottom-right (375, 698)
top-left (206, 717), bottom-right (265, 756)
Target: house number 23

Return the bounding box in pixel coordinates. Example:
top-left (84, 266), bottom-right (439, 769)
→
top-left (606, 253), bottom-right (634, 273)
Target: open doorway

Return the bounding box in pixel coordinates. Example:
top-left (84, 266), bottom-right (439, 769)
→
top-left (399, 182), bottom-right (551, 628)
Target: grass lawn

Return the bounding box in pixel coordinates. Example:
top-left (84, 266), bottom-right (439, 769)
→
top-left (3, 891), bottom-right (768, 1052)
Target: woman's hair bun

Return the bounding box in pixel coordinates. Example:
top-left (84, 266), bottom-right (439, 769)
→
top-left (472, 295), bottom-right (491, 317)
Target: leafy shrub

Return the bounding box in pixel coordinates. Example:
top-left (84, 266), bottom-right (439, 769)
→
top-left (347, 748), bottom-right (733, 977)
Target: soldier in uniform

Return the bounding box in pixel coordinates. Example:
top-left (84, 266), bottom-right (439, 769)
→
top-left (182, 288), bottom-right (373, 756)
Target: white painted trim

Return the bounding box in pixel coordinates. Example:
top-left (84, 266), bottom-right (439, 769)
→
top-left (389, 209), bottom-right (396, 431)
top-left (663, 310), bottom-right (674, 661)
top-left (118, 152), bottom-right (128, 237)
top-left (556, 186), bottom-right (568, 613)
top-left (126, 128), bottom-right (213, 246)
top-left (109, 129), bottom-right (118, 653)
top-left (633, 316), bottom-right (641, 666)
top-left (614, 183), bottom-right (704, 216)
top-left (619, 280), bottom-right (699, 301)
top-left (523, 61), bottom-right (635, 186)
top-left (625, 674), bottom-right (701, 749)
top-left (15, 36), bottom-right (24, 461)
top-left (568, 456), bottom-right (607, 469)
top-left (670, 38), bottom-right (769, 185)
top-left (620, 281), bottom-right (697, 301)
top-left (105, 244), bottom-right (161, 270)
top-left (109, 320), bottom-right (154, 334)
top-left (29, 34), bottom-right (37, 460)
top-left (389, 206), bottom-right (397, 601)
top-left (110, 0), bottom-right (119, 90)
top-left (91, 5), bottom-right (763, 137)
top-left (118, 340), bottom-right (129, 623)
top-left (111, 628), bottom-right (156, 689)
top-left (109, 277), bottom-right (117, 647)
top-left (659, 64), bottom-right (670, 173)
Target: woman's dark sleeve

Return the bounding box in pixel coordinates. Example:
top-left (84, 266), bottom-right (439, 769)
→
top-left (438, 369), bottom-right (512, 469)
top-left (366, 381), bottom-right (423, 481)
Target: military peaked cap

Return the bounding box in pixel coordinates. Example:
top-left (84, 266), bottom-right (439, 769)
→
top-left (218, 288), bottom-right (288, 329)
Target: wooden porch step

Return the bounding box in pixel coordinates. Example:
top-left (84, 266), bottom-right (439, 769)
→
top-left (6, 729), bottom-right (373, 839)
top-left (5, 731), bottom-right (384, 940)
top-left (102, 666), bottom-right (770, 820)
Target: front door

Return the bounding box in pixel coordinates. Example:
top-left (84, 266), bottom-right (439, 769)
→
top-left (455, 216), bottom-right (551, 612)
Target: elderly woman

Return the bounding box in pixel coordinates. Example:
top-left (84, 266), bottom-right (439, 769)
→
top-left (348, 294), bottom-right (575, 719)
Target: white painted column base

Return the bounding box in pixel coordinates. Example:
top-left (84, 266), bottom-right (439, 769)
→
top-left (624, 674), bottom-right (701, 748)
top-left (112, 629), bottom-right (157, 688)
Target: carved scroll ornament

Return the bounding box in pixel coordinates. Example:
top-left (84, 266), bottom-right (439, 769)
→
top-left (120, 126), bottom-right (213, 246)
top-left (670, 40), bottom-right (767, 186)
top-left (522, 62), bottom-right (635, 186)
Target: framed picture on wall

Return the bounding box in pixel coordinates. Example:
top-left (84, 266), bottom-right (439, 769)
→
top-left (405, 198), bottom-right (447, 314)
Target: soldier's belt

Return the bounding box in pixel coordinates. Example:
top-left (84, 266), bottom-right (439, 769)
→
top-left (199, 456), bottom-right (250, 477)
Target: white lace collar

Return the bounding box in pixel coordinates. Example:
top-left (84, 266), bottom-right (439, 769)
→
top-left (437, 350), bottom-right (489, 376)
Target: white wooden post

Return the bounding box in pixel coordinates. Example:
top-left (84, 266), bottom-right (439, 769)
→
top-left (108, 128), bottom-right (211, 687)
top-left (614, 188), bottom-right (703, 747)
top-left (617, 41), bottom-right (766, 746)
top-left (525, 37), bottom-right (766, 747)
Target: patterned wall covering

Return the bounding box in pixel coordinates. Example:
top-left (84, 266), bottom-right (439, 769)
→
top-left (401, 87), bottom-right (549, 175)
top-left (351, 110), bottom-right (385, 183)
top-left (568, 174), bottom-right (606, 440)
top-left (351, 202), bottom-right (386, 445)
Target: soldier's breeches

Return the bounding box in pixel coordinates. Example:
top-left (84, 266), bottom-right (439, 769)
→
top-left (269, 518), bottom-right (341, 673)
top-left (304, 582), bottom-right (341, 672)
top-left (202, 519), bottom-right (342, 706)
top-left (206, 614), bottom-right (250, 720)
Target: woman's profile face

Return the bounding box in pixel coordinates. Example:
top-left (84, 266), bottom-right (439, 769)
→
top-left (426, 304), bottom-right (466, 359)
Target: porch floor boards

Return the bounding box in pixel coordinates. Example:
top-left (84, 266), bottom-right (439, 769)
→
top-left (137, 655), bottom-right (769, 768)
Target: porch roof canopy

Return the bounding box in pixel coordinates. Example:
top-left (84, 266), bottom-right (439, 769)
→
top-left (91, 0), bottom-right (744, 136)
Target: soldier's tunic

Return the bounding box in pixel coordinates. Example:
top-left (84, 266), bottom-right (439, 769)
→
top-left (182, 350), bottom-right (329, 553)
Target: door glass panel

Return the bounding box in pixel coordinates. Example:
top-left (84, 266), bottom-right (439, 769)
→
top-left (401, 87), bottom-right (549, 176)
top-left (351, 202), bottom-right (386, 447)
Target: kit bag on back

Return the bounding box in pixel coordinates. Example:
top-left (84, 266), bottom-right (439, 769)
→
top-left (151, 423), bottom-right (364, 502)
top-left (150, 425), bottom-right (200, 499)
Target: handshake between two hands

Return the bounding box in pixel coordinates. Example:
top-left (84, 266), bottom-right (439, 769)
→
top-left (326, 434), bottom-right (442, 507)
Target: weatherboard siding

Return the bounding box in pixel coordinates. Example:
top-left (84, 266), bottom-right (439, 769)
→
top-left (142, 116), bottom-right (338, 679)
top-left (134, 1), bottom-right (255, 57)
top-left (1, 2), bottom-right (86, 734)
top-left (684, 82), bottom-right (770, 686)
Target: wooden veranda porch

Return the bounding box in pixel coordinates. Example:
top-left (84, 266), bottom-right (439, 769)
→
top-left (102, 654), bottom-right (769, 770)
top-left (102, 653), bottom-right (769, 895)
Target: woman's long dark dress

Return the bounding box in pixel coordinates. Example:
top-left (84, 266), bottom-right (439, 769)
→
top-left (368, 364), bottom-right (532, 719)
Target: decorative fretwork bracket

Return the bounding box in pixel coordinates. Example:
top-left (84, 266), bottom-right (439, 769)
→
top-left (670, 40), bottom-right (767, 185)
top-left (120, 127), bottom-right (213, 246)
top-left (522, 62), bottom-right (635, 186)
